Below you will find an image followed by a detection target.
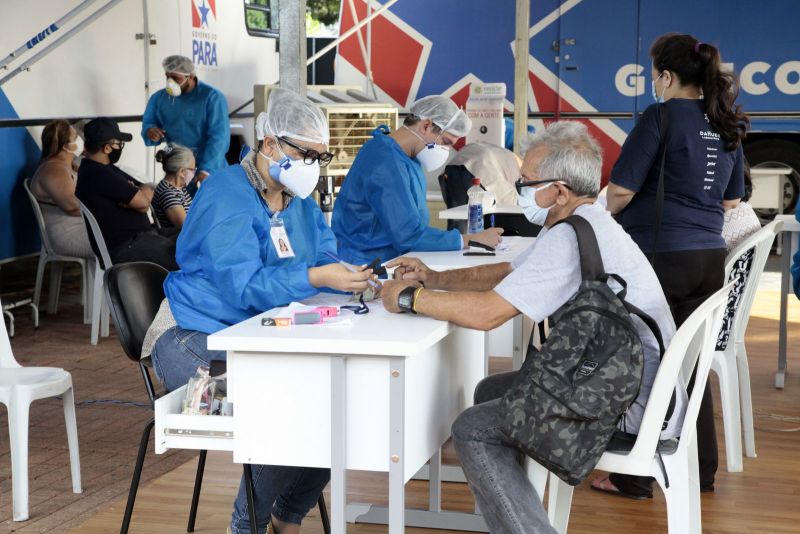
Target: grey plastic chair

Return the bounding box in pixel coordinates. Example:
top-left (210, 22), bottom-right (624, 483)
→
top-left (78, 201), bottom-right (112, 344)
top-left (23, 178), bottom-right (91, 323)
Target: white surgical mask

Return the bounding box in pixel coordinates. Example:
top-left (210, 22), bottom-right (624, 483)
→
top-left (517, 182), bottom-right (556, 225)
top-left (65, 137), bottom-right (84, 157)
top-left (166, 78), bottom-right (182, 97)
top-left (178, 168), bottom-right (196, 186)
top-left (258, 140), bottom-right (320, 199)
top-left (405, 126), bottom-right (450, 172)
top-left (651, 72), bottom-right (665, 104)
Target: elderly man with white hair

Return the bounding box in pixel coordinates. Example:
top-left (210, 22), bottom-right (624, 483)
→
top-left (141, 54), bottom-right (229, 182)
top-left (381, 122), bottom-right (686, 533)
top-left (332, 94), bottom-right (504, 266)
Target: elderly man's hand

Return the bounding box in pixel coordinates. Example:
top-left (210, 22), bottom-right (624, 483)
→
top-left (196, 170), bottom-right (210, 183)
top-left (381, 279), bottom-right (421, 313)
top-left (465, 227), bottom-right (504, 249)
top-left (386, 256), bottom-right (437, 286)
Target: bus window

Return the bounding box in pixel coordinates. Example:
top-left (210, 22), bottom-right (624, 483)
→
top-left (245, 0), bottom-right (278, 38)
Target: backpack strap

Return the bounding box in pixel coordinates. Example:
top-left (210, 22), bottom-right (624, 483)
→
top-left (623, 300), bottom-right (676, 427)
top-left (623, 301), bottom-right (665, 357)
top-left (553, 215), bottom-right (605, 281)
top-left (651, 103), bottom-right (671, 260)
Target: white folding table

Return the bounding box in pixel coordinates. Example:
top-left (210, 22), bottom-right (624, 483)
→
top-left (154, 294), bottom-right (486, 534)
top-left (439, 203), bottom-right (523, 221)
top-left (750, 167), bottom-right (792, 214)
top-left (398, 235), bottom-right (537, 370)
top-left (351, 236), bottom-right (538, 531)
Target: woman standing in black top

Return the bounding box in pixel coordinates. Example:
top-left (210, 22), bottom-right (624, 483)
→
top-left (595, 33), bottom-right (749, 498)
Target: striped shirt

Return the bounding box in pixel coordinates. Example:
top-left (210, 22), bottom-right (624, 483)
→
top-left (152, 180), bottom-right (192, 228)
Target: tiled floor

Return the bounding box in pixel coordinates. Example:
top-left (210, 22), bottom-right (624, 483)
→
top-left (1, 261), bottom-right (196, 532)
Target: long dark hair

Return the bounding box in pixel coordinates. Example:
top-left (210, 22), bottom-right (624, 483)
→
top-left (650, 33), bottom-right (749, 151)
top-left (40, 120), bottom-right (73, 162)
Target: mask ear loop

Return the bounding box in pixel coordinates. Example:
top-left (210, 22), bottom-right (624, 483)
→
top-left (432, 107), bottom-right (463, 144)
top-left (655, 72), bottom-right (667, 101)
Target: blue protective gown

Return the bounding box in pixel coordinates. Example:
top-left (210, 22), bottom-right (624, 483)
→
top-left (141, 80), bottom-right (230, 174)
top-left (332, 126), bottom-right (462, 265)
top-left (164, 163), bottom-right (336, 334)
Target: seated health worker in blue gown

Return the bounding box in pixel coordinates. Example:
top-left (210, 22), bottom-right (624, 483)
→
top-left (332, 95), bottom-right (504, 266)
top-left (147, 88), bottom-right (376, 534)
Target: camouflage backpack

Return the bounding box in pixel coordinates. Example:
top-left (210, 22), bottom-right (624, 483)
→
top-left (500, 215), bottom-right (664, 486)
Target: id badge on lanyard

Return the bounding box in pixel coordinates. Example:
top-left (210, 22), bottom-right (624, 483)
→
top-left (269, 213), bottom-right (296, 259)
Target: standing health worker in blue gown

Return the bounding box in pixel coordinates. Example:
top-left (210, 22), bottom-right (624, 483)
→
top-left (149, 88), bottom-right (376, 534)
top-left (332, 95), bottom-right (504, 265)
top-left (141, 55), bottom-right (230, 182)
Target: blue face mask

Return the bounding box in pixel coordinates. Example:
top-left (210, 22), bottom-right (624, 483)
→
top-left (517, 182), bottom-right (555, 225)
top-left (651, 72), bottom-right (665, 104)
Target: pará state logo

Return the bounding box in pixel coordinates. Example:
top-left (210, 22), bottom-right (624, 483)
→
top-left (191, 0), bottom-right (218, 67)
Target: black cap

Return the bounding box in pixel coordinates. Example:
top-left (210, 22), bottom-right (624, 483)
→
top-left (84, 117), bottom-right (133, 145)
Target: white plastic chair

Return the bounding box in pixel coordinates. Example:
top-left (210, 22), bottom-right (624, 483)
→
top-left (531, 282), bottom-right (732, 534)
top-left (0, 298), bottom-right (82, 521)
top-left (78, 201), bottom-right (112, 345)
top-left (711, 219), bottom-right (783, 472)
top-left (23, 178), bottom-right (91, 324)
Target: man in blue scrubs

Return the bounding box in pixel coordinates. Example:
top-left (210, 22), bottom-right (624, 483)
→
top-left (332, 95), bottom-right (504, 265)
top-left (141, 55), bottom-right (229, 182)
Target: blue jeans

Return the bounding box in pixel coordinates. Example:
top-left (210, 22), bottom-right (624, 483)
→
top-left (451, 372), bottom-right (556, 534)
top-left (151, 326), bottom-right (330, 533)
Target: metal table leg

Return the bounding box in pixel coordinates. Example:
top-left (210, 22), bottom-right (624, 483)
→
top-left (389, 357), bottom-right (406, 534)
top-left (330, 356), bottom-right (347, 534)
top-left (777, 230), bottom-right (794, 388)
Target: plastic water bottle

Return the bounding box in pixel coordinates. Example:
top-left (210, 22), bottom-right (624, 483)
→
top-left (467, 178), bottom-right (484, 234)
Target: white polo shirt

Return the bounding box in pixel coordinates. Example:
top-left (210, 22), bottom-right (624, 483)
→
top-left (495, 202), bottom-right (687, 438)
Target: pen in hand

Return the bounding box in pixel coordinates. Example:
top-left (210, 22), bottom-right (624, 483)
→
top-left (324, 251), bottom-right (381, 289)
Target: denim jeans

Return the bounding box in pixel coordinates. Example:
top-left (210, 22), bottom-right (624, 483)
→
top-left (110, 229), bottom-right (179, 271)
top-left (151, 326), bottom-right (330, 533)
top-left (451, 371), bottom-right (556, 534)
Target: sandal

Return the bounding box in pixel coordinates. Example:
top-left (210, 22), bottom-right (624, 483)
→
top-left (590, 476), bottom-right (652, 500)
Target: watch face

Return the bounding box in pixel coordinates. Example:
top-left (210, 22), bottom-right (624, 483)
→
top-left (398, 288), bottom-right (414, 311)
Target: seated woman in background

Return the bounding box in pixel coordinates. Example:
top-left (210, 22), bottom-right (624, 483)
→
top-left (152, 144), bottom-right (195, 229)
top-left (29, 119), bottom-right (93, 258)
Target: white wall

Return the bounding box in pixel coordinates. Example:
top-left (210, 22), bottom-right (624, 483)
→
top-left (1, 0), bottom-right (280, 181)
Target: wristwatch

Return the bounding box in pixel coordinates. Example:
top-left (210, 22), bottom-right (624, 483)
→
top-left (397, 286), bottom-right (417, 314)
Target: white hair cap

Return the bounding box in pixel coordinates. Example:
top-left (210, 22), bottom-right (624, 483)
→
top-left (255, 88), bottom-right (330, 145)
top-left (409, 95), bottom-right (472, 138)
top-left (162, 55), bottom-right (195, 75)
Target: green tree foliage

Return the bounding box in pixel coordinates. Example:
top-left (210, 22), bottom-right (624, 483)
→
top-left (307, 0), bottom-right (340, 26)
top-left (245, 0), bottom-right (340, 31)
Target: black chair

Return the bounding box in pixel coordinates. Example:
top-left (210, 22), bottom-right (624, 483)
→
top-left (105, 263), bottom-right (332, 534)
top-left (438, 165), bottom-right (541, 237)
top-left (438, 166), bottom-right (472, 233)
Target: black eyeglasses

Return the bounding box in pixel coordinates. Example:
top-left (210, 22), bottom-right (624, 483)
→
top-left (514, 178), bottom-right (572, 195)
top-left (278, 137), bottom-right (334, 167)
top-left (107, 141), bottom-right (125, 149)
top-left (341, 293), bottom-right (370, 315)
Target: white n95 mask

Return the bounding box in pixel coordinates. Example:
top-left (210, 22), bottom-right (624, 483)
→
top-left (166, 78), bottom-right (182, 97)
top-left (517, 182), bottom-right (555, 225)
top-left (404, 126), bottom-right (450, 172)
top-left (416, 142), bottom-right (450, 172)
top-left (259, 143), bottom-right (320, 199)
